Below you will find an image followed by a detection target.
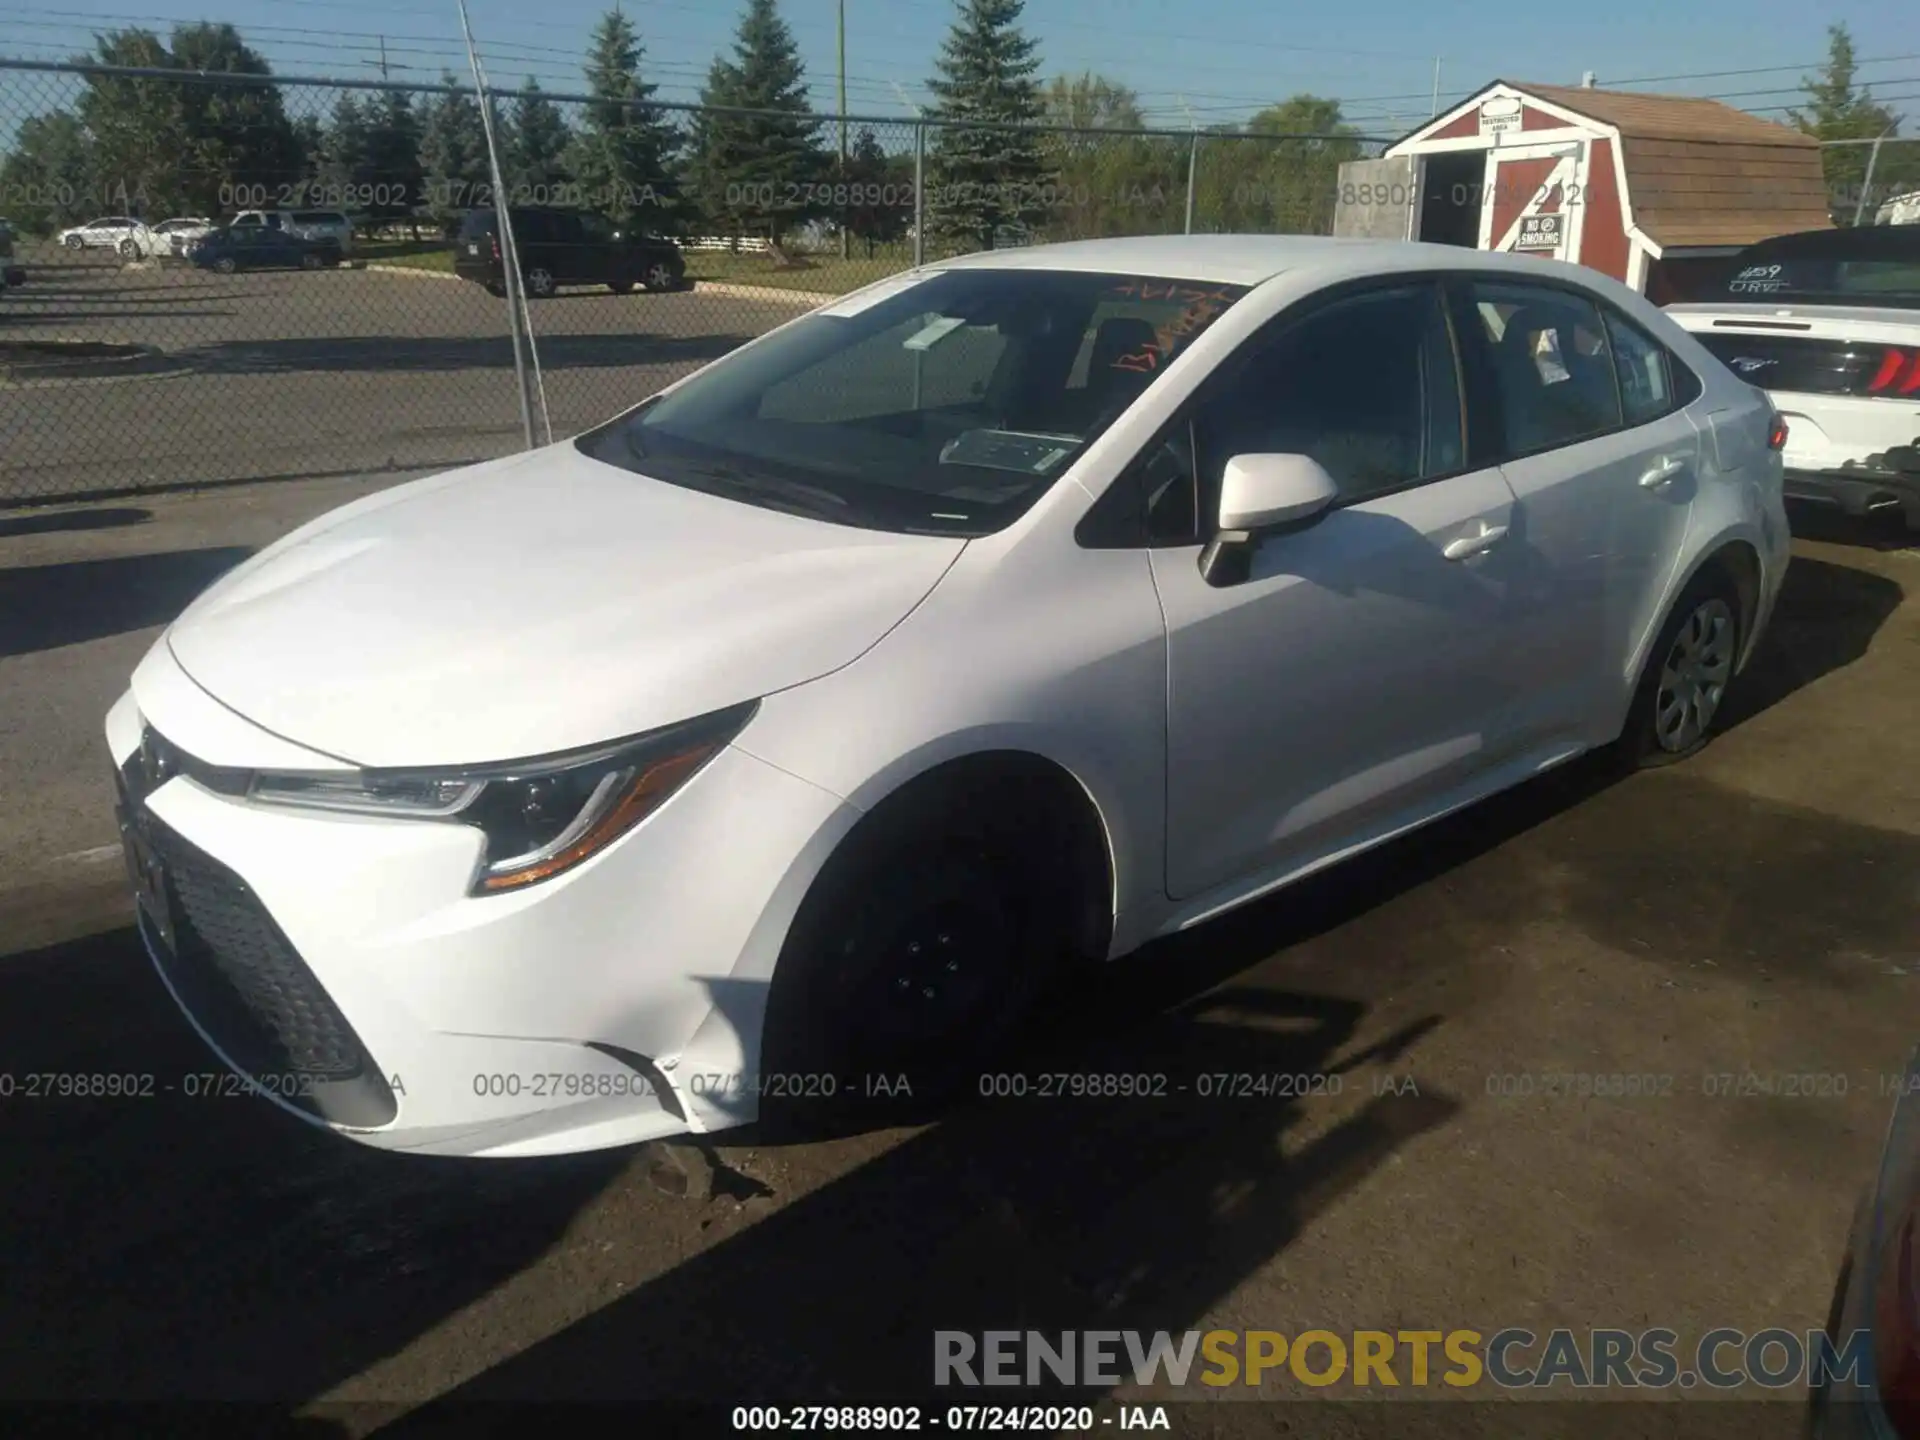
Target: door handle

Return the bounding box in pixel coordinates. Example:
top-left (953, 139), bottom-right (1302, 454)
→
top-left (1443, 522), bottom-right (1509, 561)
top-left (1639, 455), bottom-right (1689, 489)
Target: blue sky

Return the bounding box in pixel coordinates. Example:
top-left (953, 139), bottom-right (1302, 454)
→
top-left (1, 0), bottom-right (1915, 134)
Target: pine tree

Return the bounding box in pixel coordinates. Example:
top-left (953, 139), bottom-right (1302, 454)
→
top-left (841, 125), bottom-right (908, 255)
top-left (320, 92), bottom-right (371, 208)
top-left (360, 88), bottom-right (423, 229)
top-left (419, 74), bottom-right (492, 229)
top-left (687, 0), bottom-right (825, 247)
top-left (1790, 23), bottom-right (1914, 222)
top-left (508, 78), bottom-right (573, 202)
top-left (567, 8), bottom-right (679, 230)
top-left (925, 0), bottom-right (1050, 250)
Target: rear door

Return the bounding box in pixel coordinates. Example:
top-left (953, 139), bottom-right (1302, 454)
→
top-left (1453, 277), bottom-right (1701, 749)
top-left (1151, 279), bottom-right (1523, 901)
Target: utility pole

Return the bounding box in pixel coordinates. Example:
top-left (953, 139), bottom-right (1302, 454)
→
top-left (838, 0), bottom-right (849, 259)
top-left (1430, 56), bottom-right (1441, 117)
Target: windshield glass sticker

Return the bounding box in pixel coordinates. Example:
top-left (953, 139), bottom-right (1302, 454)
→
top-left (903, 315), bottom-right (968, 351)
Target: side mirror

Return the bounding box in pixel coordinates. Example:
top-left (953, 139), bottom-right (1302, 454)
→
top-left (1201, 453), bottom-right (1339, 589)
top-left (1216, 452), bottom-right (1339, 532)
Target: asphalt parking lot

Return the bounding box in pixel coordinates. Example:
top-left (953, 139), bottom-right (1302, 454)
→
top-left (0, 249), bottom-right (814, 502)
top-left (1, 470), bottom-right (1915, 1432)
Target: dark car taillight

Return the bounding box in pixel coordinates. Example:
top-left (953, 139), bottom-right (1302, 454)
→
top-left (1867, 347), bottom-right (1920, 396)
top-left (490, 234), bottom-right (501, 263)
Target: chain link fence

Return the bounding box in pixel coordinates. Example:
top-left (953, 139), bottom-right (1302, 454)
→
top-left (0, 58), bottom-right (1386, 505)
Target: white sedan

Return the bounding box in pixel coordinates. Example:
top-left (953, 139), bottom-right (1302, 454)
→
top-left (106, 235), bottom-right (1790, 1158)
top-left (139, 216), bottom-right (216, 258)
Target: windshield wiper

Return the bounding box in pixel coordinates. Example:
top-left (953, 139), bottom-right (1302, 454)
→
top-left (676, 460), bottom-right (854, 519)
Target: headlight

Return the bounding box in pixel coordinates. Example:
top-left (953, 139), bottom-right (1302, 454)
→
top-left (248, 703), bottom-right (755, 894)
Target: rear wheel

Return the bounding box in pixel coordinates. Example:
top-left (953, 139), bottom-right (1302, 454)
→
top-left (1620, 569), bottom-right (1741, 767)
top-left (642, 260), bottom-right (678, 292)
top-left (118, 237), bottom-right (140, 259)
top-left (64, 234), bottom-right (83, 250)
top-left (525, 265), bottom-right (556, 298)
top-left (299, 252), bottom-right (323, 270)
top-left (212, 255), bottom-right (237, 275)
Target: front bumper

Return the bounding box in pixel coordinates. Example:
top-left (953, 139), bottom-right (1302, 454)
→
top-left (106, 660), bottom-right (857, 1158)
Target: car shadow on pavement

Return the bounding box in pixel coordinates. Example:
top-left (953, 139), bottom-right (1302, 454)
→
top-left (0, 506), bottom-right (151, 539)
top-left (0, 547), bottom-right (254, 656)
top-left (182, 333), bottom-right (755, 377)
top-left (1716, 553), bottom-right (1904, 732)
top-left (0, 923), bottom-right (635, 1410)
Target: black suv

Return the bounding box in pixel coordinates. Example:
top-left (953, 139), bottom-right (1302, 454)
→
top-left (454, 207), bottom-right (686, 297)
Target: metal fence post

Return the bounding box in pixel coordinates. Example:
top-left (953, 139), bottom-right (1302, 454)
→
top-left (1853, 132), bottom-right (1888, 226)
top-left (913, 119), bottom-right (926, 267)
top-left (1184, 130), bottom-right (1199, 234)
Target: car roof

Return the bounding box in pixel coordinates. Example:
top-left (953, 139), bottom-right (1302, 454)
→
top-left (929, 234), bottom-right (1609, 287)
top-left (1738, 224), bottom-right (1920, 261)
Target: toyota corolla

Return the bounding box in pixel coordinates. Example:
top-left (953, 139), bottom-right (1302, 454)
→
top-left (107, 235), bottom-right (1790, 1158)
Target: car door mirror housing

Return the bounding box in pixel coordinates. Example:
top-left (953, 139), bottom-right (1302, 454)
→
top-left (1217, 453), bottom-right (1339, 532)
top-left (1200, 454), bottom-right (1340, 589)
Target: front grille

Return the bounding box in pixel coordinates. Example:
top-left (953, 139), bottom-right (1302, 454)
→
top-left (119, 730), bottom-right (397, 1129)
top-left (1696, 332), bottom-right (1919, 399)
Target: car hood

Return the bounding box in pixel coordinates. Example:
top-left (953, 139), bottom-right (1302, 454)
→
top-left (165, 445), bottom-right (965, 768)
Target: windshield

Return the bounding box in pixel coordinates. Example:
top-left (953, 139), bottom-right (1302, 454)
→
top-left (1726, 253), bottom-right (1920, 306)
top-left (575, 267), bottom-right (1250, 536)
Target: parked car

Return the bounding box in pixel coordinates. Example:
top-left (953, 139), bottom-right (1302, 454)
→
top-left (188, 225), bottom-right (342, 274)
top-left (454, 206), bottom-right (686, 297)
top-left (140, 216), bottom-right (216, 258)
top-left (1667, 224), bottom-right (1920, 532)
top-left (57, 216), bottom-right (148, 252)
top-left (106, 235), bottom-right (1788, 1159)
top-left (226, 209), bottom-right (355, 254)
top-left (1809, 1045), bottom-right (1919, 1438)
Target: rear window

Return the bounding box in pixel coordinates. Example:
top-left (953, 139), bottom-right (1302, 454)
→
top-left (1727, 254), bottom-right (1920, 306)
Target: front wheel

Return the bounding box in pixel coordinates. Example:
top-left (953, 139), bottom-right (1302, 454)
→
top-left (1620, 571), bottom-right (1742, 767)
top-left (118, 238), bottom-right (140, 259)
top-left (642, 260), bottom-right (679, 292)
top-left (759, 809), bottom-right (1064, 1130)
top-left (64, 234), bottom-right (83, 250)
top-left (525, 265), bottom-right (556, 298)
top-left (212, 256), bottom-right (237, 275)
top-left (300, 252), bottom-right (323, 270)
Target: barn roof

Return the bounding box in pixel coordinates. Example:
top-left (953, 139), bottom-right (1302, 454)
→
top-left (1401, 80), bottom-right (1835, 250)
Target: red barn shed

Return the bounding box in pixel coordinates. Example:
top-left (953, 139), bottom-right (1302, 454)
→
top-left (1333, 80), bottom-right (1834, 299)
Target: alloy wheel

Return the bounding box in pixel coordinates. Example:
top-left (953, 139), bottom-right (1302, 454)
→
top-left (645, 262), bottom-right (675, 291)
top-left (1654, 596), bottom-right (1734, 752)
top-left (527, 266), bottom-right (556, 297)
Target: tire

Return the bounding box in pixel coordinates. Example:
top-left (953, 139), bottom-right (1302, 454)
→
top-left (63, 234), bottom-right (83, 250)
top-left (525, 266), bottom-right (556, 298)
top-left (1620, 568), bottom-right (1742, 768)
top-left (118, 238), bottom-right (139, 259)
top-left (483, 280), bottom-right (506, 298)
top-left (212, 256), bottom-right (237, 275)
top-left (759, 795), bottom-right (1070, 1130)
top-left (642, 260), bottom-right (679, 292)
top-left (300, 252), bottom-right (323, 270)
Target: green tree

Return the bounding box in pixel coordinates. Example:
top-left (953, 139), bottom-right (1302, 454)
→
top-left (840, 125), bottom-right (910, 255)
top-left (317, 92), bottom-right (370, 208)
top-left (79, 28), bottom-right (189, 218)
top-left (1040, 72), bottom-right (1182, 240)
top-left (567, 8), bottom-right (680, 231)
top-left (0, 112), bottom-right (96, 234)
top-left (419, 74), bottom-right (492, 229)
top-left (1189, 94), bottom-right (1361, 235)
top-left (1791, 23), bottom-right (1919, 222)
top-left (507, 78), bottom-right (573, 201)
top-left (925, 0), bottom-right (1051, 251)
top-left (359, 88), bottom-right (424, 230)
top-left (687, 0), bottom-right (826, 246)
top-left (291, 112), bottom-right (327, 198)
top-left (167, 22), bottom-right (302, 212)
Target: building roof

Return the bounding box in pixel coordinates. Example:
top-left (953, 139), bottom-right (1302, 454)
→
top-left (1512, 81), bottom-right (1821, 146)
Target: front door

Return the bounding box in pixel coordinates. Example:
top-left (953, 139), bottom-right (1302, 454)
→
top-left (1479, 141), bottom-right (1585, 263)
top-left (1149, 281), bottom-right (1523, 902)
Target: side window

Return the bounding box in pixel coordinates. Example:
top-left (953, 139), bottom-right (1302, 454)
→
top-left (1601, 308), bottom-right (1675, 426)
top-left (1465, 280), bottom-right (1622, 457)
top-left (1192, 283), bottom-right (1464, 511)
